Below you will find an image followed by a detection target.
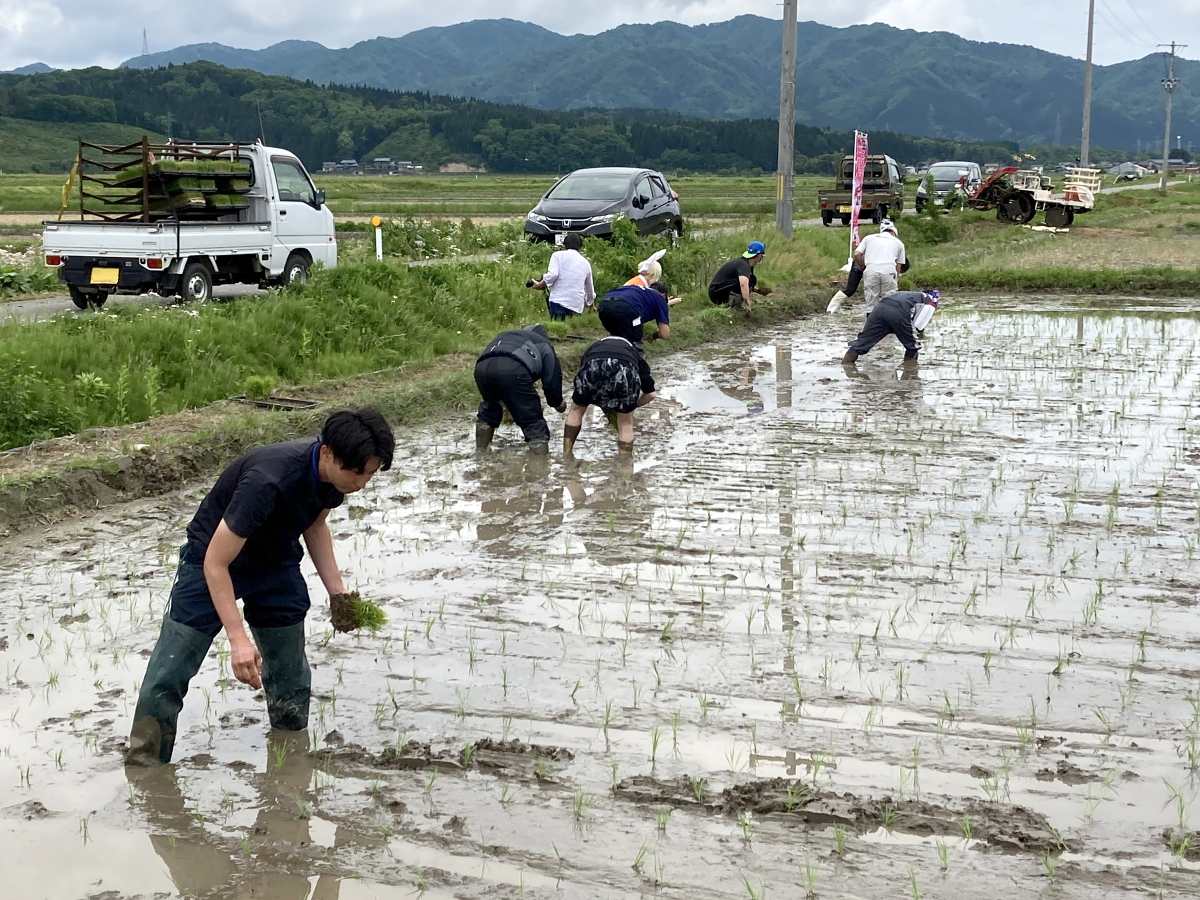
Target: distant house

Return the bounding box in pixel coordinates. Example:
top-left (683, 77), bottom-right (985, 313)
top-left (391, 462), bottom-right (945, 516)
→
top-left (337, 159), bottom-right (359, 172)
top-left (321, 162), bottom-right (339, 173)
top-left (1107, 162), bottom-right (1148, 177)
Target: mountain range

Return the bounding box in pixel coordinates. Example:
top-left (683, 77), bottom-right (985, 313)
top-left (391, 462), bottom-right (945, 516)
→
top-left (117, 16), bottom-right (1199, 151)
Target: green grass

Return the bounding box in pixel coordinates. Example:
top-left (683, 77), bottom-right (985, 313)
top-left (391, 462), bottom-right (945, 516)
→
top-left (0, 219), bottom-right (823, 450)
top-left (0, 118), bottom-right (168, 181)
top-left (2, 172), bottom-right (833, 217)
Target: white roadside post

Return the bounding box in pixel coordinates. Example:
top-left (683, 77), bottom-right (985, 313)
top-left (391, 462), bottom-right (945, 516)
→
top-left (372, 215), bottom-right (383, 261)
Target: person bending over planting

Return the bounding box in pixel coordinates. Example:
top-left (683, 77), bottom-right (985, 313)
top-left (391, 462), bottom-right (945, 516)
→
top-left (597, 280), bottom-right (680, 356)
top-left (126, 407), bottom-right (395, 766)
top-left (708, 241), bottom-right (771, 310)
top-left (474, 324), bottom-right (565, 455)
top-left (563, 336), bottom-right (657, 458)
top-left (842, 290), bottom-right (939, 365)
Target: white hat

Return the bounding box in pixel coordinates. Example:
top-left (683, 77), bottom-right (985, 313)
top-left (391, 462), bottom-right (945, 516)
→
top-left (880, 218), bottom-right (897, 234)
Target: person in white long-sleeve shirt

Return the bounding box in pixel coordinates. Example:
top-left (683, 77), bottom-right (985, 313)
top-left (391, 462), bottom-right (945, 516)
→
top-left (527, 233), bottom-right (595, 320)
top-left (852, 220), bottom-right (907, 315)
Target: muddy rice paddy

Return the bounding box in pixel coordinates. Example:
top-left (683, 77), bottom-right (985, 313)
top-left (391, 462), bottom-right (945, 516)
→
top-left (3, 296), bottom-right (1200, 899)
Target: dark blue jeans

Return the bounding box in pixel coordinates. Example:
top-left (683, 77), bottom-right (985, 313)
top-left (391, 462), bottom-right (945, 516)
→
top-left (547, 301), bottom-right (576, 321)
top-left (127, 545), bottom-right (313, 765)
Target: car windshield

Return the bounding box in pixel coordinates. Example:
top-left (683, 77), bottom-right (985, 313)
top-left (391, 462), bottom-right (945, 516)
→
top-left (546, 173), bottom-right (631, 201)
top-left (930, 166), bottom-right (970, 181)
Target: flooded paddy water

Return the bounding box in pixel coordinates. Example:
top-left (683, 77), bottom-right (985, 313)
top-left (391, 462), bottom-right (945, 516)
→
top-left (4, 295), bottom-right (1200, 898)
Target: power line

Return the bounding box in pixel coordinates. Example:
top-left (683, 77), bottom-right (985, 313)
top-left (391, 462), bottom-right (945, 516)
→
top-left (1121, 0), bottom-right (1164, 45)
top-left (1095, 1), bottom-right (1155, 50)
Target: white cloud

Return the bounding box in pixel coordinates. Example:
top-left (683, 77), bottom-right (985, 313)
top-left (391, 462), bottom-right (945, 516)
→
top-left (1, 0), bottom-right (1196, 70)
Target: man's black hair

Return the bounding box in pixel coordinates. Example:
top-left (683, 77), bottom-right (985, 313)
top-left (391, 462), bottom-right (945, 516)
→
top-left (649, 281), bottom-right (670, 298)
top-left (561, 232), bottom-right (583, 251)
top-left (321, 407), bottom-right (395, 473)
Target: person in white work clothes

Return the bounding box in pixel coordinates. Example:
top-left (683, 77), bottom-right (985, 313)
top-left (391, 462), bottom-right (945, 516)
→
top-left (852, 219), bottom-right (906, 315)
top-left (526, 232), bottom-right (595, 320)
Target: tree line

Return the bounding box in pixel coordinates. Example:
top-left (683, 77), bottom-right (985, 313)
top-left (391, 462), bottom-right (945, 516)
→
top-left (0, 62), bottom-right (1019, 174)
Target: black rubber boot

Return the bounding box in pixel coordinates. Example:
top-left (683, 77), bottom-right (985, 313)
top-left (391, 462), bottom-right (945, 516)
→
top-left (475, 422), bottom-right (495, 450)
top-left (841, 350), bottom-right (860, 365)
top-left (251, 623), bottom-right (311, 732)
top-left (527, 440), bottom-right (549, 456)
top-left (127, 616), bottom-right (214, 766)
top-left (563, 423), bottom-right (581, 458)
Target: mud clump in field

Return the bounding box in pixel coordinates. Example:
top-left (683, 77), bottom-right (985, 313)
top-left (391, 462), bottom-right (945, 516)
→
top-left (616, 775), bottom-right (1072, 853)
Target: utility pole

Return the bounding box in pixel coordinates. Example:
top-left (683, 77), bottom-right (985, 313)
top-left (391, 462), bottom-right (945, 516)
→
top-left (1080, 0), bottom-right (1095, 166)
top-left (775, 0), bottom-right (798, 238)
top-left (1159, 42), bottom-right (1185, 191)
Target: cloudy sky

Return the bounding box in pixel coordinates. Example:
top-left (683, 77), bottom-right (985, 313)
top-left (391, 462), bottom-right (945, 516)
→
top-left (3, 0), bottom-right (1196, 69)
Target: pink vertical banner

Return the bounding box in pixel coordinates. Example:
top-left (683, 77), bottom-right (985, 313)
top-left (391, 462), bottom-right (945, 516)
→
top-left (849, 131), bottom-right (868, 249)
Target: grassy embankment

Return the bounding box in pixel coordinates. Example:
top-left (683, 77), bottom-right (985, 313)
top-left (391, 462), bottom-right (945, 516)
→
top-left (0, 217), bottom-right (839, 531)
top-left (0, 172), bottom-right (829, 301)
top-left (895, 177), bottom-right (1200, 295)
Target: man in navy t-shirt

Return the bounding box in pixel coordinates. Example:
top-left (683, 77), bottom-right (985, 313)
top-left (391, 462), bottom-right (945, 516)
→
top-left (127, 407), bottom-right (395, 765)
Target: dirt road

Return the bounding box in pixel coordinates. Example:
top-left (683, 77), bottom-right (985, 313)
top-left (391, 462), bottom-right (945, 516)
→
top-left (2, 297), bottom-right (1199, 898)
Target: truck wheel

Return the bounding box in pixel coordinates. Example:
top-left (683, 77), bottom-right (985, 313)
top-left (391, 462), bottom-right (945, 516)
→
top-left (68, 285), bottom-right (107, 309)
top-left (180, 263), bottom-right (213, 303)
top-left (821, 211), bottom-right (832, 227)
top-left (840, 215), bottom-right (850, 226)
top-left (283, 253), bottom-right (310, 286)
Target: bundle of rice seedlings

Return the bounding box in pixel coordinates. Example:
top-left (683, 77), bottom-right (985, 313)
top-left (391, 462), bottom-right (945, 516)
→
top-left (329, 591), bottom-right (387, 633)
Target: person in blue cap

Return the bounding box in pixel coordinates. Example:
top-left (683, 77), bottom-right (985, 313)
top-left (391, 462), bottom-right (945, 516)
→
top-left (708, 241), bottom-right (771, 310)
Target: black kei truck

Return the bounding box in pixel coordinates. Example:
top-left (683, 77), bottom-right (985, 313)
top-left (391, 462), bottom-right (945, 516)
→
top-left (818, 154), bottom-right (906, 226)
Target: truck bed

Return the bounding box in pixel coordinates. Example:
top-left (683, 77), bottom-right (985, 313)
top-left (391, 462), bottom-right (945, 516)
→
top-left (43, 219), bottom-right (274, 257)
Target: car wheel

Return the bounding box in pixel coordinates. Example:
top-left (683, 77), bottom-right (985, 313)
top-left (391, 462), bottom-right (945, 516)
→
top-left (179, 262), bottom-right (213, 303)
top-left (283, 253), bottom-right (310, 286)
top-left (878, 205), bottom-right (889, 221)
top-left (821, 211), bottom-right (832, 227)
top-left (667, 222), bottom-right (682, 245)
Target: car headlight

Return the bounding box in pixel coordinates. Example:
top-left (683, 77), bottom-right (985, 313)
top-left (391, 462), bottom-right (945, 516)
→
top-left (526, 212), bottom-right (548, 223)
top-left (594, 213), bottom-right (622, 224)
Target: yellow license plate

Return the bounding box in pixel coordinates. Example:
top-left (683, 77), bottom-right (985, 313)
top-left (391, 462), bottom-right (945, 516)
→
top-left (90, 267), bottom-right (120, 285)
top-left (837, 205), bottom-right (852, 213)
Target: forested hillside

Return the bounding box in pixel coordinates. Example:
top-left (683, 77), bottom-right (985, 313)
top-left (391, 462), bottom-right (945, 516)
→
top-left (121, 15), bottom-right (1200, 150)
top-left (0, 63), bottom-right (1020, 175)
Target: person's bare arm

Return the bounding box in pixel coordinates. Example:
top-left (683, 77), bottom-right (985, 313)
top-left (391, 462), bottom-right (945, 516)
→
top-left (656, 323), bottom-right (671, 340)
top-left (739, 274), bottom-right (752, 307)
top-left (584, 267), bottom-right (595, 307)
top-left (667, 296), bottom-right (683, 306)
top-left (302, 509), bottom-right (346, 598)
top-left (637, 391), bottom-right (658, 407)
top-left (203, 522), bottom-right (260, 688)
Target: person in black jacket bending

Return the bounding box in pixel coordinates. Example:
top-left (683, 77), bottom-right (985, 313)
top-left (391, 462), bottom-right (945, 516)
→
top-left (474, 324), bottom-right (565, 454)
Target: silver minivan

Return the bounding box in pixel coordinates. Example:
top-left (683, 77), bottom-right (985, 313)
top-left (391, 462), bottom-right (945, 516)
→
top-left (916, 161), bottom-right (983, 211)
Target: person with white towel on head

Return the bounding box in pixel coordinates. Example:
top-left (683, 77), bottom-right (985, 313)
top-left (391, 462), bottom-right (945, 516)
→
top-left (852, 219), bottom-right (906, 315)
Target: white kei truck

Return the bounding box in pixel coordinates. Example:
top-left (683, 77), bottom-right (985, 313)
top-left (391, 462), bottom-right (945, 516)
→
top-left (43, 138), bottom-right (336, 308)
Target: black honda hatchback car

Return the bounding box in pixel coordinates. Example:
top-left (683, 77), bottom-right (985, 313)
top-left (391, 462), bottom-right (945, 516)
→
top-left (524, 167), bottom-right (683, 243)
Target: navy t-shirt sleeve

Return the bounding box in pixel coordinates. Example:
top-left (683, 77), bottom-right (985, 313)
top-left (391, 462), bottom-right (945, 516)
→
top-left (221, 471), bottom-right (281, 539)
top-left (648, 289), bottom-right (669, 325)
